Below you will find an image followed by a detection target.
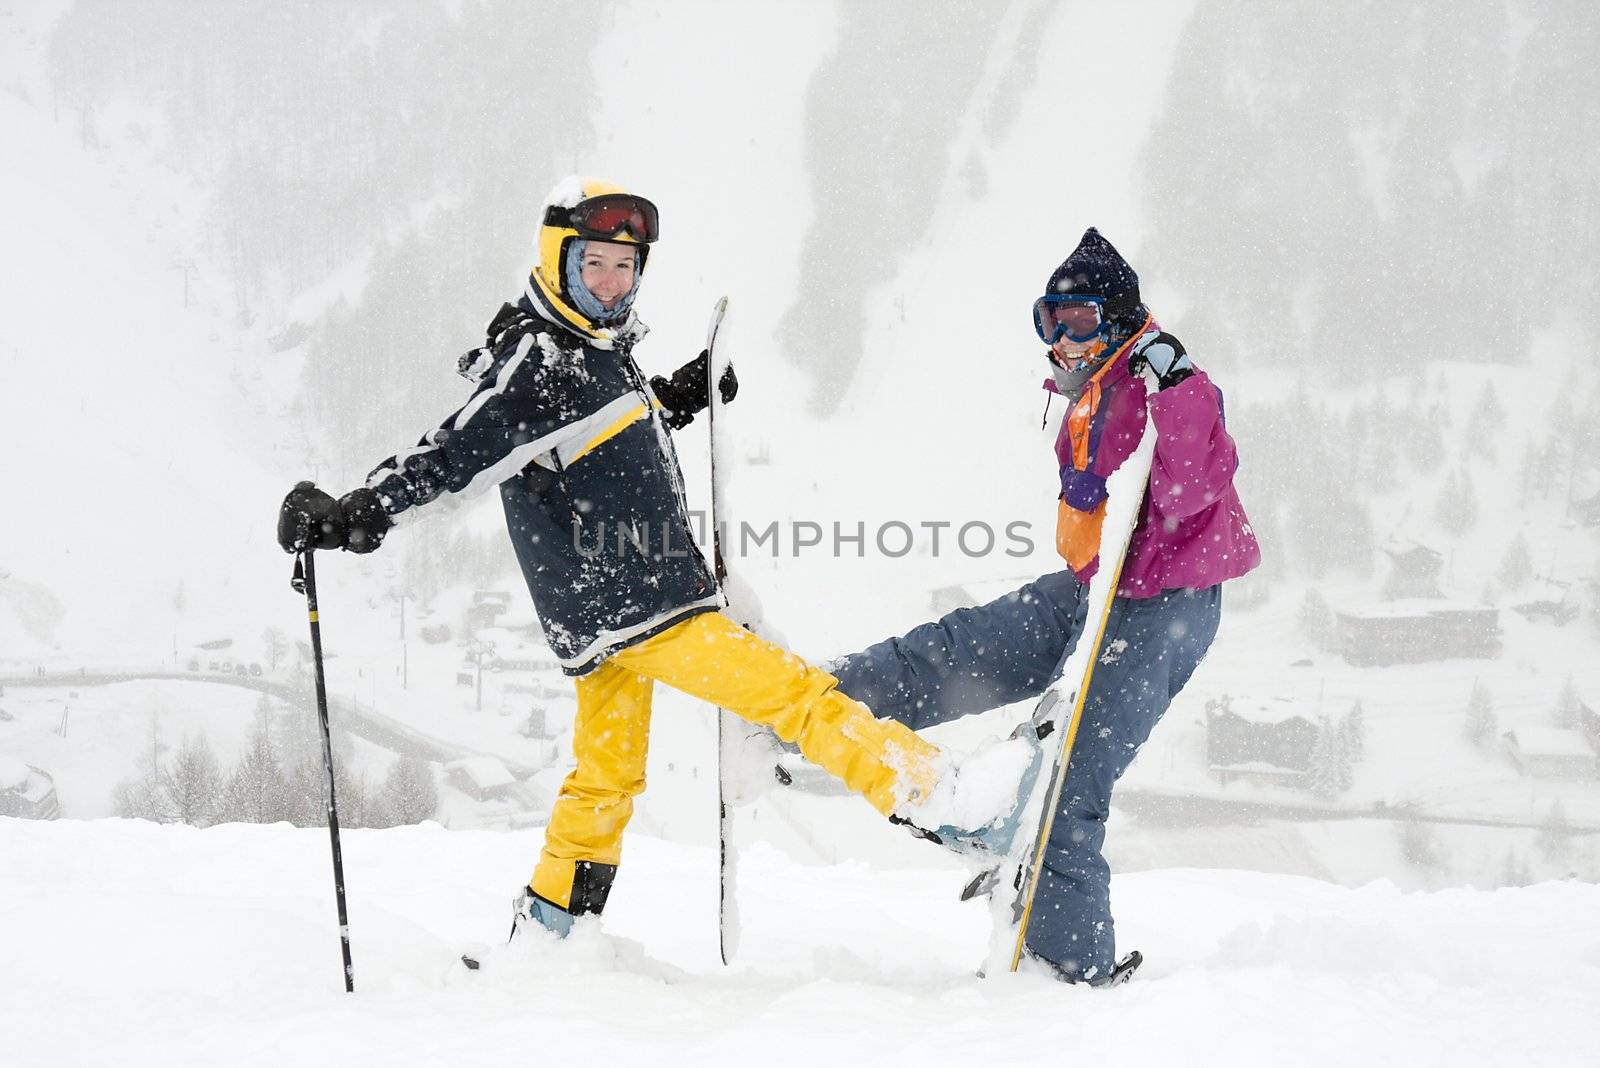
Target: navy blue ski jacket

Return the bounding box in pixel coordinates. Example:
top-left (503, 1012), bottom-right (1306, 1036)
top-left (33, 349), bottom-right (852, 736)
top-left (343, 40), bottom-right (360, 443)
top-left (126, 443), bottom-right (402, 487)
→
top-left (366, 299), bottom-right (721, 674)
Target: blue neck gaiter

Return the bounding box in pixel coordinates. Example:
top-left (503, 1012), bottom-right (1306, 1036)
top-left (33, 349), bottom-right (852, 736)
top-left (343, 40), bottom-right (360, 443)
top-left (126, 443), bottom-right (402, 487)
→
top-left (564, 239), bottom-right (641, 326)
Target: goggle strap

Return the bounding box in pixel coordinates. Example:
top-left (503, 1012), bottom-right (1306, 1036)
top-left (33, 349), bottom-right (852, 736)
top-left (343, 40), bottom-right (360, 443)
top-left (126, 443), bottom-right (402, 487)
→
top-left (545, 195), bottom-right (659, 243)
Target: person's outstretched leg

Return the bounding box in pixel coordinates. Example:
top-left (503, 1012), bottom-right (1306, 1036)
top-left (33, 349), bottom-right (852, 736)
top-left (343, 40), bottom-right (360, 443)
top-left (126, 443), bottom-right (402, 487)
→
top-left (612, 611), bottom-right (943, 818)
top-left (831, 572), bottom-right (1086, 732)
top-left (1025, 585), bottom-right (1221, 981)
top-left (530, 660), bottom-right (654, 918)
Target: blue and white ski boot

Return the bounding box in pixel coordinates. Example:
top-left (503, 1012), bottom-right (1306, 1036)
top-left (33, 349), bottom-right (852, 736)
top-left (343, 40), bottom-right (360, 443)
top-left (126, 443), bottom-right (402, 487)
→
top-left (894, 724), bottom-right (1044, 857)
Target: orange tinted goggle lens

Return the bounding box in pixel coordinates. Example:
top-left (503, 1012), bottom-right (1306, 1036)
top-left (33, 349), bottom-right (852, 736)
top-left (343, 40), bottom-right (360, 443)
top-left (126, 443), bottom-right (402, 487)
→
top-left (1053, 305), bottom-right (1100, 332)
top-left (1033, 295), bottom-right (1106, 343)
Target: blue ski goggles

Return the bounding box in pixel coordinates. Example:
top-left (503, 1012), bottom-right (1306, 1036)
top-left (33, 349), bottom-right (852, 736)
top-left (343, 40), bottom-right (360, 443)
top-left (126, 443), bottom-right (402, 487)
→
top-left (1033, 294), bottom-right (1108, 344)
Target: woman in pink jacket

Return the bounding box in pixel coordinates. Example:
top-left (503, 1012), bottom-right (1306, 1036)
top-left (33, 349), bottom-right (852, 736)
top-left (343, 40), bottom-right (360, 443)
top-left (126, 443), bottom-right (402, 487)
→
top-left (832, 228), bottom-right (1260, 985)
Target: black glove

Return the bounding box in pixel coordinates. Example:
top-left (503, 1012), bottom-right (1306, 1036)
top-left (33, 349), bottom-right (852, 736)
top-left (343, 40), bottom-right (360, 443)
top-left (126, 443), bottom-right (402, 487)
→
top-left (276, 482), bottom-right (393, 554)
top-left (1127, 331), bottom-right (1195, 390)
top-left (650, 349), bottom-right (738, 430)
top-left (338, 487), bottom-right (392, 554)
top-left (277, 482), bottom-right (343, 553)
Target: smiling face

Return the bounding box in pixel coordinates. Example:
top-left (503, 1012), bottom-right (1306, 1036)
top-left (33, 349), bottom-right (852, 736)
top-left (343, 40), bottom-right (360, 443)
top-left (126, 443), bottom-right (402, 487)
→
top-left (577, 241), bottom-right (639, 309)
top-left (1051, 335), bottom-right (1107, 367)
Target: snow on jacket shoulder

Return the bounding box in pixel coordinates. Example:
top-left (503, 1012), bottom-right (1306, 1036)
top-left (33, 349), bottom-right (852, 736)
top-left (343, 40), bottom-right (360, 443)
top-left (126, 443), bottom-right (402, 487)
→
top-left (366, 301), bottom-right (721, 674)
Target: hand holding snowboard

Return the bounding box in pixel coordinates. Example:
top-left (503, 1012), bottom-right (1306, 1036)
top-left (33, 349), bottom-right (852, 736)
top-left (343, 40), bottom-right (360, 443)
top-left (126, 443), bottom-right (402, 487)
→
top-left (651, 348), bottom-right (738, 430)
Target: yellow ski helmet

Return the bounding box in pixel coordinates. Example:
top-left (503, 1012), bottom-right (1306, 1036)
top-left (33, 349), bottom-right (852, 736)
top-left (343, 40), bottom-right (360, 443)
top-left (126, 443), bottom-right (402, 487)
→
top-left (526, 176), bottom-right (659, 341)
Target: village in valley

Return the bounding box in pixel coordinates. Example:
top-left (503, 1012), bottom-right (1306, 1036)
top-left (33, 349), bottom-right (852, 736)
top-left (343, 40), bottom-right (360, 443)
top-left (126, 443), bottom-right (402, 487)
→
top-left (9, 505), bottom-right (1600, 892)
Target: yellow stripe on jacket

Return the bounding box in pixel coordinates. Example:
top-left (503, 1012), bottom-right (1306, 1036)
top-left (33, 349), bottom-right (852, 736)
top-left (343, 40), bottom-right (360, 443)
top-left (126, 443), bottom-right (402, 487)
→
top-left (567, 398), bottom-right (661, 464)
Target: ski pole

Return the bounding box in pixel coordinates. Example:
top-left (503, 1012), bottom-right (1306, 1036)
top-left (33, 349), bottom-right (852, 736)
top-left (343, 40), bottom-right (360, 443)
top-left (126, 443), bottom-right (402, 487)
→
top-left (291, 550), bottom-right (355, 993)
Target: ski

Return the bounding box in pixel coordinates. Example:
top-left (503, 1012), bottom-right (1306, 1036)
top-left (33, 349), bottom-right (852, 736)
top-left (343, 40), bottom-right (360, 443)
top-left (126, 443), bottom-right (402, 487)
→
top-left (461, 909), bottom-right (518, 970)
top-left (982, 375), bottom-right (1159, 977)
top-left (959, 866), bottom-right (1001, 902)
top-left (702, 296), bottom-right (740, 966)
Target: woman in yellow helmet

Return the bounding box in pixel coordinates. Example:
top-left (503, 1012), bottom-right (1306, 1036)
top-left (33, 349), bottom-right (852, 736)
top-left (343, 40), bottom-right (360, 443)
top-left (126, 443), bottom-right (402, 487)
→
top-left (277, 177), bottom-right (1038, 939)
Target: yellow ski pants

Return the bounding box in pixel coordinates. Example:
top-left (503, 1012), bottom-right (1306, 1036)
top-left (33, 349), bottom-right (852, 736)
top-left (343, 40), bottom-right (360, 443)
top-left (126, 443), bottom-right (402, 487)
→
top-left (530, 610), bottom-right (942, 909)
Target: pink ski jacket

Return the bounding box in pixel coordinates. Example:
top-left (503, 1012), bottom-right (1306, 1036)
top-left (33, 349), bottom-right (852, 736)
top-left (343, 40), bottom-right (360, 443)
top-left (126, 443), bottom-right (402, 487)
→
top-left (1047, 329), bottom-right (1260, 598)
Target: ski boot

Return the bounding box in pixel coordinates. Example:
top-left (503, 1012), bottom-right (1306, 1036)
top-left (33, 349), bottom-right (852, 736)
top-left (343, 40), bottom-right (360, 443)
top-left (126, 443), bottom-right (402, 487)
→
top-left (893, 725), bottom-right (1044, 857)
top-left (1020, 948), bottom-right (1144, 987)
top-left (511, 886), bottom-right (575, 939)
top-left (461, 886), bottom-right (575, 970)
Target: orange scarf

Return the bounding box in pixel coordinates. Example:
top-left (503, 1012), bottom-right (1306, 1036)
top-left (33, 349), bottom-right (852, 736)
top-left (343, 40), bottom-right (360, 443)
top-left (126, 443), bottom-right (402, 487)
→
top-left (1053, 314), bottom-right (1152, 571)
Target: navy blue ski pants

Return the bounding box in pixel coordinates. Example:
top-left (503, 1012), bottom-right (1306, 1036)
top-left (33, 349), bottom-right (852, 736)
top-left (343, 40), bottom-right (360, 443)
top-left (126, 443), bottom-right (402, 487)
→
top-left (831, 570), bottom-right (1221, 981)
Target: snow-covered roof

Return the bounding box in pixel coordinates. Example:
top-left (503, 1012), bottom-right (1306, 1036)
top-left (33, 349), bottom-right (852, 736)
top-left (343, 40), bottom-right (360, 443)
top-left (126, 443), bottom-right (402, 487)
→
top-left (0, 756), bottom-right (30, 789)
top-left (1520, 579), bottom-right (1571, 602)
top-left (1210, 761), bottom-right (1306, 775)
top-left (446, 756), bottom-right (516, 789)
top-left (1504, 728), bottom-right (1592, 759)
top-left (1382, 541), bottom-right (1442, 561)
top-left (1337, 599), bottom-right (1495, 619)
top-left (495, 607), bottom-right (543, 633)
top-left (1211, 697), bottom-right (1312, 725)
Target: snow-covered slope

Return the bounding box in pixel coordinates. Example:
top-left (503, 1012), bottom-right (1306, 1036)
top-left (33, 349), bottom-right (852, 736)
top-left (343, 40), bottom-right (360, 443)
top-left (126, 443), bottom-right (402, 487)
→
top-left (3, 818), bottom-right (1595, 1066)
top-left (4, 0), bottom-right (1596, 917)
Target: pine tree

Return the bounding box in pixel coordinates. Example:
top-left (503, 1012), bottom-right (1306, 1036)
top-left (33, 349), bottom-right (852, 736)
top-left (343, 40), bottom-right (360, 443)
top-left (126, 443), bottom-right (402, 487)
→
top-left (1434, 468), bottom-right (1479, 536)
top-left (374, 757), bottom-right (440, 827)
top-left (161, 732), bottom-right (223, 827)
top-left (1497, 531), bottom-right (1535, 592)
top-left (1537, 800), bottom-right (1571, 864)
top-left (1553, 675), bottom-right (1581, 729)
top-left (1410, 412), bottom-right (1445, 473)
top-left (283, 733), bottom-right (373, 829)
top-left (334, 762), bottom-right (374, 830)
top-left (1397, 818), bottom-right (1445, 871)
top-left (112, 773), bottom-right (168, 822)
top-left (284, 758), bottom-right (325, 827)
top-left (1519, 437), bottom-right (1554, 503)
top-left (1464, 680), bottom-right (1497, 747)
top-left (1341, 701), bottom-right (1366, 761)
top-left (112, 714), bottom-right (171, 822)
top-left (1547, 392), bottom-right (1577, 441)
top-left (271, 692), bottom-right (316, 772)
top-left (1367, 433), bottom-right (1398, 490)
top-left (1499, 847), bottom-right (1531, 888)
top-left (1307, 716), bottom-right (1352, 799)
top-left (262, 627), bottom-right (289, 674)
top-left (217, 716), bottom-right (291, 824)
top-left (1470, 381), bottom-right (1507, 434)
top-left (1466, 383), bottom-right (1505, 462)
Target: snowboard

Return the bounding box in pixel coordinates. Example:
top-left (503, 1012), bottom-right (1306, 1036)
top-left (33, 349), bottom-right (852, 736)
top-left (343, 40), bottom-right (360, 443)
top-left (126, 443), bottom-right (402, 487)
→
top-left (981, 370), bottom-right (1159, 978)
top-left (704, 298), bottom-right (797, 965)
top-left (704, 296), bottom-right (742, 966)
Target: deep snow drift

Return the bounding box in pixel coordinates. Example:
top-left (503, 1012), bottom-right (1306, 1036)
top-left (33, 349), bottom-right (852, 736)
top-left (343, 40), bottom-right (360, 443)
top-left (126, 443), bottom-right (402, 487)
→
top-left (4, 817), bottom-right (1596, 1066)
